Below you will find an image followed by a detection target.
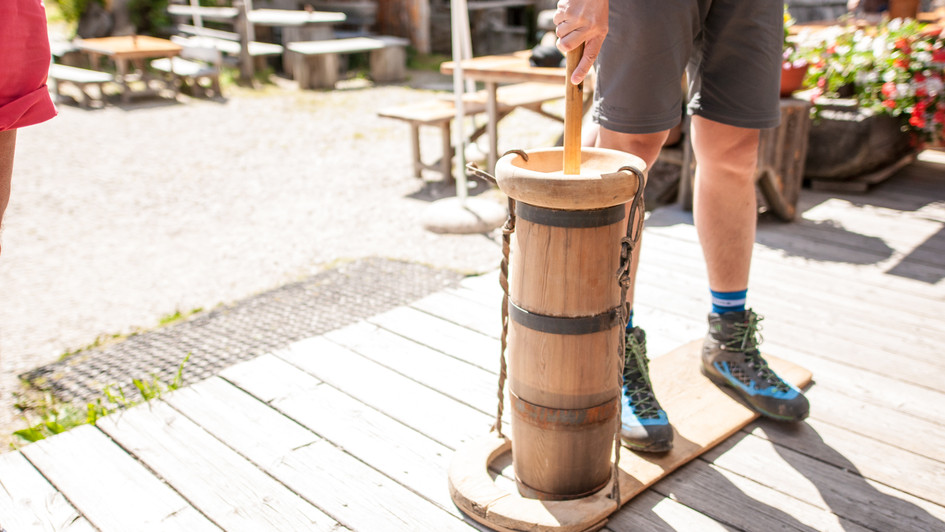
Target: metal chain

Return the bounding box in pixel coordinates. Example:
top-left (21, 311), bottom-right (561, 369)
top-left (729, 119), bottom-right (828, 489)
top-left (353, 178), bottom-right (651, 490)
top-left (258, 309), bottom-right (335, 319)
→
top-left (611, 166), bottom-right (646, 504)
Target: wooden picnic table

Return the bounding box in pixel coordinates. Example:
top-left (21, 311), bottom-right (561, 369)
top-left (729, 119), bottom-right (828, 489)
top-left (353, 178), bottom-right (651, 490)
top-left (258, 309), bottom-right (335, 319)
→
top-left (76, 35), bottom-right (182, 104)
top-left (441, 51), bottom-right (580, 172)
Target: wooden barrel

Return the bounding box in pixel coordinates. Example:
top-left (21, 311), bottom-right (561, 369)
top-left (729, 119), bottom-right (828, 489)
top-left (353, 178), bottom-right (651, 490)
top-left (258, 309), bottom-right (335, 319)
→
top-left (494, 147), bottom-right (645, 500)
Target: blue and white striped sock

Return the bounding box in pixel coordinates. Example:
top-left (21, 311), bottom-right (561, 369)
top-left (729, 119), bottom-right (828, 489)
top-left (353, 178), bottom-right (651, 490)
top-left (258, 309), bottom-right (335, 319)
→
top-left (710, 289), bottom-right (747, 314)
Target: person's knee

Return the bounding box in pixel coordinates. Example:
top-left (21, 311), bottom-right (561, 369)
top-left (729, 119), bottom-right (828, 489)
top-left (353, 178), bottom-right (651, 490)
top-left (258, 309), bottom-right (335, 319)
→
top-left (691, 117), bottom-right (759, 186)
top-left (597, 127), bottom-right (669, 169)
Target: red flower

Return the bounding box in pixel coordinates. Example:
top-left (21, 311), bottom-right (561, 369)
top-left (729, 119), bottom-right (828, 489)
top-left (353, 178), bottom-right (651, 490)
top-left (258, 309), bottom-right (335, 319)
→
top-left (826, 45), bottom-right (837, 55)
top-left (910, 112), bottom-right (926, 129)
top-left (895, 58), bottom-right (911, 69)
top-left (883, 99), bottom-right (898, 109)
top-left (882, 81), bottom-right (897, 97)
top-left (917, 86), bottom-right (928, 97)
top-left (934, 108), bottom-right (945, 125)
top-left (895, 37), bottom-right (912, 54)
top-left (933, 48), bottom-right (945, 63)
top-left (915, 72), bottom-right (927, 82)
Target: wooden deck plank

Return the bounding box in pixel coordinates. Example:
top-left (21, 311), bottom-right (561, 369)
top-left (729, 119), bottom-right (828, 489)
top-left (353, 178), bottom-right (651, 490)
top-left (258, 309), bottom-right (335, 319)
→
top-left (175, 356), bottom-right (478, 531)
top-left (639, 229), bottom-right (945, 335)
top-left (604, 490), bottom-right (738, 532)
top-left (369, 305), bottom-right (501, 373)
top-left (745, 418), bottom-right (945, 507)
top-left (650, 457), bottom-right (874, 532)
top-left (96, 400), bottom-right (337, 531)
top-left (788, 198), bottom-right (945, 259)
top-left (408, 270), bottom-right (945, 478)
top-left (264, 439), bottom-right (478, 531)
top-left (19, 424), bottom-right (219, 531)
top-left (324, 321), bottom-right (498, 415)
top-left (0, 451), bottom-right (93, 532)
top-left (220, 354), bottom-right (465, 517)
top-left (640, 227), bottom-right (945, 339)
top-left (647, 209), bottom-right (945, 299)
top-left (606, 295), bottom-right (945, 463)
top-left (802, 385), bottom-right (945, 465)
top-left (631, 237), bottom-right (945, 360)
top-left (411, 290), bottom-right (502, 339)
top-left (632, 260), bottom-right (945, 381)
top-left (275, 336), bottom-right (495, 449)
top-left (704, 432), bottom-right (945, 531)
top-left (164, 374), bottom-right (322, 468)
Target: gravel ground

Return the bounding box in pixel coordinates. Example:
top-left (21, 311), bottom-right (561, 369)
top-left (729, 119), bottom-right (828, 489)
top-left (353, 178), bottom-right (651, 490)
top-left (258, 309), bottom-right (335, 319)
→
top-left (0, 71), bottom-right (566, 443)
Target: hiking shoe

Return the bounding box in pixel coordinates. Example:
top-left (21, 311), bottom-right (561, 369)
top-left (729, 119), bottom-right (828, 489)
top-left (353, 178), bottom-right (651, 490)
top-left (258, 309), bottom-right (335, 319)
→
top-left (701, 310), bottom-right (809, 422)
top-left (621, 327), bottom-right (674, 452)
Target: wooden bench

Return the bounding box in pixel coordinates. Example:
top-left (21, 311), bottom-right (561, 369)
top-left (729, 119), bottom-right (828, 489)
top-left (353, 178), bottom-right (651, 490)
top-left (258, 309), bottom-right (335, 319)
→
top-left (151, 39), bottom-right (224, 98)
top-left (48, 64), bottom-right (114, 109)
top-left (285, 36), bottom-right (409, 89)
top-left (171, 2), bottom-right (285, 82)
top-left (176, 26), bottom-right (284, 59)
top-left (377, 81), bottom-right (566, 182)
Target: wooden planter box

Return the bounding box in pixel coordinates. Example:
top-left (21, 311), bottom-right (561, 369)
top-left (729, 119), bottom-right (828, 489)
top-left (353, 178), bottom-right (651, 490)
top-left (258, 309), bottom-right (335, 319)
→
top-left (804, 98), bottom-right (915, 186)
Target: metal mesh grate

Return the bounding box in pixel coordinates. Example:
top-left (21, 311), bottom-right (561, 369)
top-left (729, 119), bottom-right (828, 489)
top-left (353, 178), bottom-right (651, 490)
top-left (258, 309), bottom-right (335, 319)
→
top-left (20, 258), bottom-right (463, 403)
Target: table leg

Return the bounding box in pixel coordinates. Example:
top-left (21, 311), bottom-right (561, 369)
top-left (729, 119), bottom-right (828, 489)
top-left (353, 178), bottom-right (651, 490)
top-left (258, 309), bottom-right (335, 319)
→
top-left (117, 58), bottom-right (131, 104)
top-left (486, 80), bottom-right (498, 173)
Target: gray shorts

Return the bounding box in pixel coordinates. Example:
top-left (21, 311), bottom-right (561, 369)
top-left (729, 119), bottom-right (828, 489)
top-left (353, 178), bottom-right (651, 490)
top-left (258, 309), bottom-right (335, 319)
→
top-left (594, 0), bottom-right (784, 134)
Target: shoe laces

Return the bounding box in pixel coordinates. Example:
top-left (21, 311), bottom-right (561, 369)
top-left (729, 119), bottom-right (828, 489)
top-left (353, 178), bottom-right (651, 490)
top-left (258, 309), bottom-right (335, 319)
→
top-left (727, 312), bottom-right (790, 393)
top-left (624, 332), bottom-right (661, 419)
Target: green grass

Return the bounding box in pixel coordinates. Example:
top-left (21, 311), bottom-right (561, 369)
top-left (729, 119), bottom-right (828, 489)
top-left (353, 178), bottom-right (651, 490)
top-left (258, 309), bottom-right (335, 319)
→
top-left (12, 354), bottom-right (190, 447)
top-left (407, 50), bottom-right (450, 72)
top-left (159, 307), bottom-right (204, 326)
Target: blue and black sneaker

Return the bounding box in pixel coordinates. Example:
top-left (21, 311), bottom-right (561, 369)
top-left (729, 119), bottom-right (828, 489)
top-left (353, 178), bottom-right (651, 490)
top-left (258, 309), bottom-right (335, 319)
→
top-left (621, 327), bottom-right (674, 453)
top-left (701, 310), bottom-right (809, 422)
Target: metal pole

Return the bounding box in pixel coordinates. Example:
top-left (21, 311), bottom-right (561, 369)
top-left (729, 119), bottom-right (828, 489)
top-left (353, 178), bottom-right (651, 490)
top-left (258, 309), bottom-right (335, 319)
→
top-left (450, 0), bottom-right (471, 204)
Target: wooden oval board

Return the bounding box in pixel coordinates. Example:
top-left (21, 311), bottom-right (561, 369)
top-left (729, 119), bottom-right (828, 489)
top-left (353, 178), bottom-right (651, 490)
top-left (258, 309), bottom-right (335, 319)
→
top-left (449, 339), bottom-right (813, 531)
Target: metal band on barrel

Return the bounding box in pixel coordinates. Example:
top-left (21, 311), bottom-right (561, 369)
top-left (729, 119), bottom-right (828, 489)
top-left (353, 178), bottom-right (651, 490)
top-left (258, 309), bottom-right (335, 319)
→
top-left (508, 300), bottom-right (620, 335)
top-left (510, 392), bottom-right (617, 430)
top-left (515, 202), bottom-right (625, 228)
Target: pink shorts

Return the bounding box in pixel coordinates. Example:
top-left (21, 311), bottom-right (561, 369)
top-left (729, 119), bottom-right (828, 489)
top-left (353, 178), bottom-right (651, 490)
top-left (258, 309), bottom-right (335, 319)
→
top-left (0, 0), bottom-right (57, 132)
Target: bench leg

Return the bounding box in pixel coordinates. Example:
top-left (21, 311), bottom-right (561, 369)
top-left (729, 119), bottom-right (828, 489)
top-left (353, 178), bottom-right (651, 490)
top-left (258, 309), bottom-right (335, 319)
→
top-left (409, 123), bottom-right (423, 179)
top-left (296, 54), bottom-right (340, 90)
top-left (369, 47), bottom-right (406, 83)
top-left (440, 121), bottom-right (454, 184)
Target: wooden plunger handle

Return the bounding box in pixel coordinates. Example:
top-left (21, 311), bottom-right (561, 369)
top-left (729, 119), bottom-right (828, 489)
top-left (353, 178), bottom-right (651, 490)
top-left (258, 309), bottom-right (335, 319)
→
top-left (563, 44), bottom-right (585, 175)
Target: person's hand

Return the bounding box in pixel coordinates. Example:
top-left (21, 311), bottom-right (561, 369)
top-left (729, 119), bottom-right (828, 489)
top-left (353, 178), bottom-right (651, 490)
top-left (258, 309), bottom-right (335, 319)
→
top-left (553, 0), bottom-right (609, 85)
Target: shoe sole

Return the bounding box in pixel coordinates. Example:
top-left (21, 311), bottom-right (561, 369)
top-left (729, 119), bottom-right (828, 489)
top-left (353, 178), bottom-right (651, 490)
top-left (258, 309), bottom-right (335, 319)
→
top-left (699, 364), bottom-right (805, 423)
top-left (620, 437), bottom-right (673, 453)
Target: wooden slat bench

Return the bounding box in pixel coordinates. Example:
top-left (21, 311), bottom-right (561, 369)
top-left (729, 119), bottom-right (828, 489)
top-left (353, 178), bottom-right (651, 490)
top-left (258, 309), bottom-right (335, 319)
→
top-left (176, 26), bottom-right (284, 59)
top-left (47, 64), bottom-right (114, 109)
top-left (285, 36), bottom-right (409, 89)
top-left (377, 81), bottom-right (565, 182)
top-left (151, 41), bottom-right (224, 98)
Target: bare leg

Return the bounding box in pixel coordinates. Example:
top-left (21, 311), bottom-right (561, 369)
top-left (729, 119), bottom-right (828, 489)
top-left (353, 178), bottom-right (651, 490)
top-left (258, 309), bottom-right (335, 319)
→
top-left (597, 126), bottom-right (669, 309)
top-left (0, 129), bottom-right (16, 256)
top-left (689, 115), bottom-right (760, 292)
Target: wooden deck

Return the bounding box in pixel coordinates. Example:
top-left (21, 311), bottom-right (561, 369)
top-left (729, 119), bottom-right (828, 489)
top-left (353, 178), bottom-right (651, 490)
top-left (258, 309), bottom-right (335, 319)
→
top-left (2, 153), bottom-right (944, 531)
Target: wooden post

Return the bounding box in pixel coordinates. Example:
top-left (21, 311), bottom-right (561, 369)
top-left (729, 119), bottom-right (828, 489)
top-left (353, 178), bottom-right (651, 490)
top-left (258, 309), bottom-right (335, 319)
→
top-left (235, 0), bottom-right (254, 85)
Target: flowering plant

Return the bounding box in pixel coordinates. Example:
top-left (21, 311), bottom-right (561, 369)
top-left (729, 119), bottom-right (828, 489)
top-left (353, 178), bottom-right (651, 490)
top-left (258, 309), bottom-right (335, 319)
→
top-left (783, 6), bottom-right (810, 67)
top-left (801, 19), bottom-right (945, 146)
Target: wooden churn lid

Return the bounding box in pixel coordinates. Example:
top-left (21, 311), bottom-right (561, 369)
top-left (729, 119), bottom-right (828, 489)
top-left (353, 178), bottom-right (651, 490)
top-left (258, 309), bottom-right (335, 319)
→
top-left (494, 45), bottom-right (646, 210)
